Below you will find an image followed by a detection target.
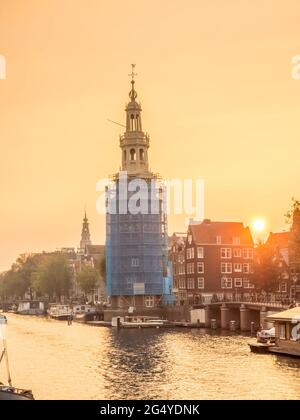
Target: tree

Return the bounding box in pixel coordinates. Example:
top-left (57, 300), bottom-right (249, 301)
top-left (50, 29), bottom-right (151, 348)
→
top-left (34, 254), bottom-right (72, 301)
top-left (254, 243), bottom-right (282, 293)
top-left (76, 266), bottom-right (98, 297)
top-left (0, 254), bottom-right (42, 301)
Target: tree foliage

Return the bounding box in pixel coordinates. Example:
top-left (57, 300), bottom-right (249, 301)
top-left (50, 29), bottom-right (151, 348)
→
top-left (33, 254), bottom-right (72, 300)
top-left (76, 266), bottom-right (98, 296)
top-left (254, 244), bottom-right (282, 293)
top-left (0, 253), bottom-right (72, 301)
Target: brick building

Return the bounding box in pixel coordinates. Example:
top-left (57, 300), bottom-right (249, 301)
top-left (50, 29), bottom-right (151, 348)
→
top-left (169, 233), bottom-right (187, 304)
top-left (174, 219), bottom-right (255, 305)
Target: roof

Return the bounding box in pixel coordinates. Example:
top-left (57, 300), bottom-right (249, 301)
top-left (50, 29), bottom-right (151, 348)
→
top-left (189, 220), bottom-right (254, 245)
top-left (266, 306), bottom-right (300, 322)
top-left (86, 245), bottom-right (105, 255)
top-left (266, 232), bottom-right (290, 249)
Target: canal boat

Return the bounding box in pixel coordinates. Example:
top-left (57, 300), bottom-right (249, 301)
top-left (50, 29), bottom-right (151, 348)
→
top-left (266, 306), bottom-right (300, 358)
top-left (72, 304), bottom-right (102, 322)
top-left (0, 315), bottom-right (34, 400)
top-left (112, 315), bottom-right (167, 328)
top-left (47, 304), bottom-right (73, 321)
top-left (257, 327), bottom-right (276, 344)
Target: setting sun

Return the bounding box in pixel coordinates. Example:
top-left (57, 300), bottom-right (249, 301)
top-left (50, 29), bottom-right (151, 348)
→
top-left (253, 219), bottom-right (266, 232)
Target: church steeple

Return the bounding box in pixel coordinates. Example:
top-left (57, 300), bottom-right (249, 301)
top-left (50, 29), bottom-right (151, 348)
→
top-left (80, 210), bottom-right (92, 252)
top-left (120, 65), bottom-right (150, 176)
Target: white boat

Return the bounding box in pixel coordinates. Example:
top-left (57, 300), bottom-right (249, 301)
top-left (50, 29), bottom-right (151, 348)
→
top-left (112, 315), bottom-right (167, 328)
top-left (72, 304), bottom-right (98, 322)
top-left (257, 327), bottom-right (276, 343)
top-left (47, 304), bottom-right (72, 320)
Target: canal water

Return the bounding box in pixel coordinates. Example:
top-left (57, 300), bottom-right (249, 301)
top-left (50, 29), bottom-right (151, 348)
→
top-left (1, 314), bottom-right (300, 400)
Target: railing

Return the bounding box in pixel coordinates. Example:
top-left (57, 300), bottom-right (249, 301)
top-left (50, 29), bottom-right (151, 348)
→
top-left (201, 295), bottom-right (292, 308)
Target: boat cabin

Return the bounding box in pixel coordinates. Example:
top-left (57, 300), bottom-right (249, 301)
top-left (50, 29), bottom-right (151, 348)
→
top-left (17, 300), bottom-right (45, 315)
top-left (266, 306), bottom-right (300, 357)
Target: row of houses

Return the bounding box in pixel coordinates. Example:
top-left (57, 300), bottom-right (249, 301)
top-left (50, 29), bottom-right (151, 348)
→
top-left (169, 207), bottom-right (300, 305)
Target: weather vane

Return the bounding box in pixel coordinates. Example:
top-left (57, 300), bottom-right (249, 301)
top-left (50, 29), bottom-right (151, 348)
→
top-left (128, 64), bottom-right (137, 81)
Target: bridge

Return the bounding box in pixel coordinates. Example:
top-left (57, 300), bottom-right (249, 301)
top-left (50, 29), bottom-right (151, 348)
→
top-left (202, 299), bottom-right (290, 331)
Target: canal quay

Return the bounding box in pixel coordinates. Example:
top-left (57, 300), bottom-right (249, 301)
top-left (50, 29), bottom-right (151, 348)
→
top-left (1, 314), bottom-right (300, 400)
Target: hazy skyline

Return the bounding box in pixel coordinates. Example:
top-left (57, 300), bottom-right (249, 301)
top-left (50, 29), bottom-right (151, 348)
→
top-left (1, 0), bottom-right (300, 271)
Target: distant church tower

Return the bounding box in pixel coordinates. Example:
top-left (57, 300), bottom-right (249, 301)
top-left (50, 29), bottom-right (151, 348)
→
top-left (80, 211), bottom-right (92, 252)
top-left (105, 66), bottom-right (172, 310)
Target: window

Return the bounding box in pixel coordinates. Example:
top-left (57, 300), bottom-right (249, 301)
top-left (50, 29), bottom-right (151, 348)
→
top-left (221, 248), bottom-right (232, 259)
top-left (221, 277), bottom-right (232, 289)
top-left (187, 248), bottom-right (194, 259)
top-left (281, 283), bottom-right (287, 293)
top-left (234, 248), bottom-right (242, 258)
top-left (187, 278), bottom-right (195, 289)
top-left (197, 277), bottom-right (204, 289)
top-left (234, 263), bottom-right (242, 272)
top-left (124, 150), bottom-right (127, 161)
top-left (233, 236), bottom-right (241, 245)
top-left (279, 323), bottom-right (286, 340)
top-left (179, 278), bottom-right (186, 289)
top-left (216, 236), bottom-right (222, 245)
top-left (178, 254), bottom-right (185, 263)
top-left (197, 247), bottom-right (204, 259)
top-left (139, 149), bottom-right (144, 160)
top-left (145, 296), bottom-right (155, 308)
top-left (130, 148), bottom-right (136, 161)
top-left (243, 263), bottom-right (250, 274)
top-left (187, 263), bottom-right (194, 274)
top-left (179, 265), bottom-right (185, 275)
top-left (197, 262), bottom-right (204, 273)
top-left (131, 258), bottom-right (139, 267)
top-left (126, 278), bottom-right (133, 290)
top-left (234, 278), bottom-right (243, 288)
top-left (243, 278), bottom-right (250, 288)
top-left (243, 248), bottom-right (253, 259)
top-left (221, 263), bottom-right (232, 274)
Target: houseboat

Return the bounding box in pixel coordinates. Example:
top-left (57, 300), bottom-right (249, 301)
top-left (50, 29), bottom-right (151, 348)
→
top-left (47, 304), bottom-right (72, 321)
top-left (15, 300), bottom-right (45, 315)
top-left (112, 315), bottom-right (167, 328)
top-left (0, 315), bottom-right (34, 400)
top-left (266, 306), bottom-right (300, 358)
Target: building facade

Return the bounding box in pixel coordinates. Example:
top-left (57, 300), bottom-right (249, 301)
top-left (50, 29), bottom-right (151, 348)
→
top-left (173, 219), bottom-right (255, 305)
top-left (289, 205), bottom-right (300, 301)
top-left (169, 233), bottom-right (187, 304)
top-left (106, 69), bottom-right (170, 309)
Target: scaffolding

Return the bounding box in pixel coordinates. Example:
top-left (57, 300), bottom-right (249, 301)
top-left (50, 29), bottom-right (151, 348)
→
top-left (105, 174), bottom-right (174, 302)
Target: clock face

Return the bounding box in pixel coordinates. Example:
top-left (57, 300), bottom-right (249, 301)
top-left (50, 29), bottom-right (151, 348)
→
top-left (188, 235), bottom-right (192, 245)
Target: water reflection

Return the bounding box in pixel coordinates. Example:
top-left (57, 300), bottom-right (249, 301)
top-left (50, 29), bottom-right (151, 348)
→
top-left (4, 315), bottom-right (300, 400)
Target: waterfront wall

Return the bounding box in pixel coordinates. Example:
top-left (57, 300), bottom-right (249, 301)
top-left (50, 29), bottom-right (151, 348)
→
top-left (104, 303), bottom-right (274, 331)
top-left (104, 305), bottom-right (191, 322)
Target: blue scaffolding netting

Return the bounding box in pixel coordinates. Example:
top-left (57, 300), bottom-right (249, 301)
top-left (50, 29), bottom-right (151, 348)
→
top-left (105, 177), bottom-right (174, 303)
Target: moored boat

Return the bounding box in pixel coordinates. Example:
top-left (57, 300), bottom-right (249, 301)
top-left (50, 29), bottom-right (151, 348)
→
top-left (72, 304), bottom-right (101, 322)
top-left (266, 306), bottom-right (300, 358)
top-left (0, 315), bottom-right (34, 400)
top-left (47, 304), bottom-right (72, 320)
top-left (112, 315), bottom-right (167, 328)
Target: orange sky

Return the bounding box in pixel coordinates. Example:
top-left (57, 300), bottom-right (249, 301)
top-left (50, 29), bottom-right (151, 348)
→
top-left (0, 0), bottom-right (300, 271)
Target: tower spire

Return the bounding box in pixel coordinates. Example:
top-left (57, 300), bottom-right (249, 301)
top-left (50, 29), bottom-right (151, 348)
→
top-left (128, 64), bottom-right (138, 101)
top-left (120, 65), bottom-right (150, 176)
top-left (80, 210), bottom-right (91, 252)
